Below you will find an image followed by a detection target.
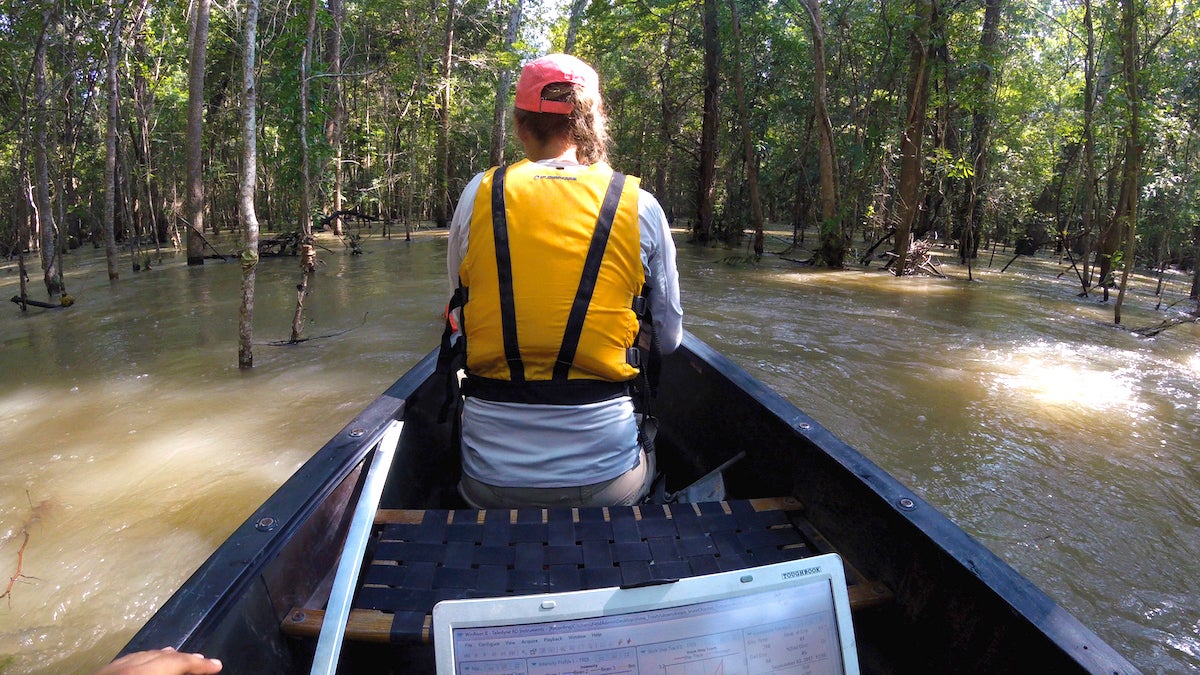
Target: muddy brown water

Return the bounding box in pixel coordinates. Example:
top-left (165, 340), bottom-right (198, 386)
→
top-left (0, 230), bottom-right (1196, 672)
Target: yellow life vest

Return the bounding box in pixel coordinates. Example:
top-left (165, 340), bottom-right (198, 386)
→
top-left (459, 159), bottom-right (644, 386)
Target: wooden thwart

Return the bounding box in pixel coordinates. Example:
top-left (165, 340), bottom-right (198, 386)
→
top-left (286, 608), bottom-right (431, 644)
top-left (373, 496), bottom-right (798, 526)
top-left (282, 498), bottom-right (892, 645)
top-left (284, 585), bottom-right (890, 645)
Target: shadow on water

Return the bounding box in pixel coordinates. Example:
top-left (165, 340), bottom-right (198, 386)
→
top-left (1, 232), bottom-right (1197, 671)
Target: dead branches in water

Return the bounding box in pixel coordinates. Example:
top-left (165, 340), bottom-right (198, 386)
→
top-left (1133, 310), bottom-right (1200, 337)
top-left (1, 492), bottom-right (51, 605)
top-left (883, 239), bottom-right (945, 277)
top-left (0, 530), bottom-right (30, 605)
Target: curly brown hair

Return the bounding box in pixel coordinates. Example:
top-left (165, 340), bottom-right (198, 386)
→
top-left (514, 82), bottom-right (610, 165)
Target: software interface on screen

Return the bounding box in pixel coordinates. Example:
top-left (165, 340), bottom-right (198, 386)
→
top-left (449, 579), bottom-right (846, 675)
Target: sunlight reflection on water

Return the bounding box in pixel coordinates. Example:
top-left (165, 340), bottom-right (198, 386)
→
top-left (991, 341), bottom-right (1144, 413)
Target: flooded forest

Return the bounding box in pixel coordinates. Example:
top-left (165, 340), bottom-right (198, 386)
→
top-left (4, 0), bottom-right (1200, 329)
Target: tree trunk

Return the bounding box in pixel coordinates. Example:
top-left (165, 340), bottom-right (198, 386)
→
top-left (891, 0), bottom-right (934, 274)
top-left (958, 0), bottom-right (1001, 276)
top-left (291, 0), bottom-right (319, 343)
top-left (728, 0), bottom-right (764, 257)
top-left (489, 0), bottom-right (523, 167)
top-left (434, 0), bottom-right (457, 228)
top-left (801, 0), bottom-right (843, 267)
top-left (238, 0), bottom-right (261, 369)
top-left (1078, 0), bottom-right (1097, 290)
top-left (654, 10), bottom-right (680, 208)
top-left (1113, 0), bottom-right (1141, 325)
top-left (563, 0), bottom-right (588, 55)
top-left (404, 40), bottom-right (428, 237)
top-left (325, 0), bottom-right (344, 236)
top-left (58, 48), bottom-right (83, 253)
top-left (1190, 222), bottom-right (1200, 300)
top-left (130, 0), bottom-right (161, 256)
top-left (185, 0), bottom-right (210, 265)
top-left (104, 1), bottom-right (122, 280)
top-left (694, 0), bottom-right (719, 244)
top-left (121, 116), bottom-right (143, 271)
top-left (17, 175), bottom-right (31, 310)
top-left (33, 7), bottom-right (62, 298)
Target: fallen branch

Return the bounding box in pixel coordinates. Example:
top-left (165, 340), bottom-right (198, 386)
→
top-left (1132, 312), bottom-right (1200, 337)
top-left (718, 255), bottom-right (761, 267)
top-left (318, 209), bottom-right (379, 230)
top-left (860, 227), bottom-right (896, 266)
top-left (0, 529), bottom-right (29, 602)
top-left (176, 217), bottom-right (230, 261)
top-left (11, 295), bottom-right (63, 309)
top-left (263, 312), bottom-right (369, 346)
top-left (2, 491), bottom-right (50, 605)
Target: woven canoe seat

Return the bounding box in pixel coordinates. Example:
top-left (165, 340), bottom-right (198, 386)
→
top-left (282, 497), bottom-right (890, 644)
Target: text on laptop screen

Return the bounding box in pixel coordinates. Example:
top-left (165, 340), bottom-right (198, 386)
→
top-left (448, 574), bottom-right (848, 674)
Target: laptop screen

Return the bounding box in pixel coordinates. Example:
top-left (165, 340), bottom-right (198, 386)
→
top-left (432, 553), bottom-right (858, 674)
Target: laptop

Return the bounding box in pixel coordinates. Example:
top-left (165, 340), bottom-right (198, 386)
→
top-left (432, 553), bottom-right (859, 674)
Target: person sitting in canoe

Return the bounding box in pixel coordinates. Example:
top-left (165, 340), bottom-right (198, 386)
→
top-left (445, 53), bottom-right (683, 509)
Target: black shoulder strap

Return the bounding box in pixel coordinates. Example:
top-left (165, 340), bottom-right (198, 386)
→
top-left (553, 171), bottom-right (627, 382)
top-left (490, 165), bottom-right (525, 383)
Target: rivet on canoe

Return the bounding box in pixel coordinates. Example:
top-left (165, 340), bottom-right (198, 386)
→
top-left (349, 428), bottom-right (366, 437)
top-left (291, 610), bottom-right (306, 623)
top-left (797, 422), bottom-right (810, 430)
top-left (898, 498), bottom-right (916, 511)
top-left (255, 517), bottom-right (277, 532)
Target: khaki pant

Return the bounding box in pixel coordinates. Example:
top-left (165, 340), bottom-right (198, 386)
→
top-left (459, 448), bottom-right (655, 509)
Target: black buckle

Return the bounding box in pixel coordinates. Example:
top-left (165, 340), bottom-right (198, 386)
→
top-left (626, 347), bottom-right (642, 368)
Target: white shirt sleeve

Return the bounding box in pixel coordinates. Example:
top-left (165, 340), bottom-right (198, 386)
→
top-left (638, 189), bottom-right (683, 354)
top-left (447, 171), bottom-right (485, 293)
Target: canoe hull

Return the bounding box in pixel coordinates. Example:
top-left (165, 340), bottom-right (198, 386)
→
top-left (122, 332), bottom-right (1135, 673)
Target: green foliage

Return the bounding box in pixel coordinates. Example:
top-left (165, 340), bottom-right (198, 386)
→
top-left (929, 147), bottom-right (974, 181)
top-left (0, 0), bottom-right (1197, 280)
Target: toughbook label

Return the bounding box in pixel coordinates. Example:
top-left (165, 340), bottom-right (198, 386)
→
top-left (781, 566), bottom-right (821, 580)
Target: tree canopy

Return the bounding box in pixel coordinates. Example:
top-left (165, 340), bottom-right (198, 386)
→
top-left (2, 0), bottom-right (1199, 296)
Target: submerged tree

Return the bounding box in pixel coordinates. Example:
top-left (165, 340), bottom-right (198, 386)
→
top-left (185, 0), bottom-right (210, 266)
top-left (694, 0), bottom-right (719, 245)
top-left (291, 0), bottom-right (320, 344)
top-left (238, 0), bottom-right (261, 368)
top-left (103, 0), bottom-right (122, 281)
top-left (1112, 0), bottom-right (1142, 324)
top-left (891, 0), bottom-right (935, 274)
top-left (957, 0), bottom-right (1003, 280)
top-left (433, 0), bottom-right (457, 228)
top-left (325, 0), bottom-right (345, 237)
top-left (799, 0), bottom-right (843, 268)
top-left (728, 0), bottom-right (764, 258)
top-left (32, 6), bottom-right (62, 298)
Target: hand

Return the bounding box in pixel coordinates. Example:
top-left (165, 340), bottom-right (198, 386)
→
top-left (94, 647), bottom-right (223, 675)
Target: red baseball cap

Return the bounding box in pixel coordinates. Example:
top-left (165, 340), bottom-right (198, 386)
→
top-left (514, 54), bottom-right (599, 115)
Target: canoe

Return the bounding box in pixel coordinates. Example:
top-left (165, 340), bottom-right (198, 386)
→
top-left (120, 331), bottom-right (1136, 673)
